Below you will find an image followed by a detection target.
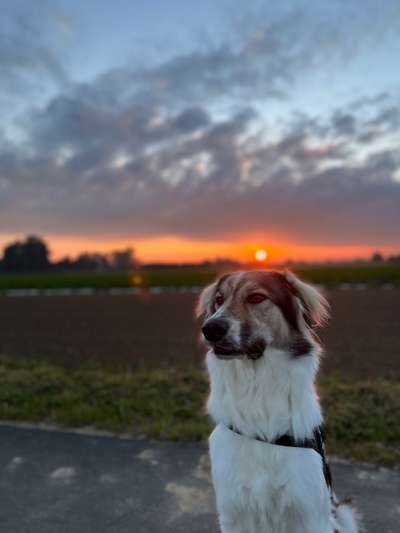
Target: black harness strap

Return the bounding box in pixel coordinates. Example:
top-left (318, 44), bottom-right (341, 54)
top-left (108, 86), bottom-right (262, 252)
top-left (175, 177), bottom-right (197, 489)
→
top-left (227, 424), bottom-right (333, 490)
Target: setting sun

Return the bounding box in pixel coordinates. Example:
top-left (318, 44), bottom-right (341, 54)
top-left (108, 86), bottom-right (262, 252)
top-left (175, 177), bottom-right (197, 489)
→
top-left (255, 249), bottom-right (268, 262)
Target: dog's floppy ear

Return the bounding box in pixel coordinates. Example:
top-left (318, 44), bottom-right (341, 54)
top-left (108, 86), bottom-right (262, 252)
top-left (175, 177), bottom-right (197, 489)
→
top-left (282, 270), bottom-right (330, 328)
top-left (195, 281), bottom-right (217, 318)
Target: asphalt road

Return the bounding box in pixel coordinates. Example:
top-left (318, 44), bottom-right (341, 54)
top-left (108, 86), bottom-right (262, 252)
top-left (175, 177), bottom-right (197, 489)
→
top-left (0, 425), bottom-right (399, 533)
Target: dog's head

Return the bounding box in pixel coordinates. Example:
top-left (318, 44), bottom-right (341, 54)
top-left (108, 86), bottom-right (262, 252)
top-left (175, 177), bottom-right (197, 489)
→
top-left (196, 270), bottom-right (329, 360)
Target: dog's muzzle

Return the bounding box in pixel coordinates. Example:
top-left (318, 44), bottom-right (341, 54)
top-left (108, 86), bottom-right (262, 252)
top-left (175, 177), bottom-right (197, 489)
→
top-left (202, 319), bottom-right (266, 360)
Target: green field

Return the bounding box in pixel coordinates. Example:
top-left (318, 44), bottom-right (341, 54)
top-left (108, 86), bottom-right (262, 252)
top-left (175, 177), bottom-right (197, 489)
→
top-left (0, 264), bottom-right (399, 289)
top-left (0, 356), bottom-right (398, 466)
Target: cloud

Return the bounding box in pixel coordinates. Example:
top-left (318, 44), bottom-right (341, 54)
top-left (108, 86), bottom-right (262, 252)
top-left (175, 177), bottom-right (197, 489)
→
top-left (341, 96), bottom-right (400, 145)
top-left (0, 2), bottom-right (69, 112)
top-left (117, 1), bottom-right (400, 109)
top-left (1, 86), bottom-right (399, 248)
top-left (1, 1), bottom-right (400, 252)
top-left (366, 106), bottom-right (400, 133)
top-left (332, 113), bottom-right (357, 137)
top-left (172, 107), bottom-right (211, 133)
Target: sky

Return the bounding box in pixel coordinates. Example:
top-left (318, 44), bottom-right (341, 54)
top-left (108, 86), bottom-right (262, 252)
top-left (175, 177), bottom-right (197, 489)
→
top-left (1, 0), bottom-right (400, 263)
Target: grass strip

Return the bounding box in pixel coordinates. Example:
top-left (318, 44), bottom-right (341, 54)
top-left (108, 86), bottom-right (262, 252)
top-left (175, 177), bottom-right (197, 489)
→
top-left (0, 265), bottom-right (399, 290)
top-left (0, 357), bottom-right (398, 466)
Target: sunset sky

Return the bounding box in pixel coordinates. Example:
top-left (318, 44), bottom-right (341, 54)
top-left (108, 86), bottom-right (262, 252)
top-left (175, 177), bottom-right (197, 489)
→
top-left (1, 0), bottom-right (400, 263)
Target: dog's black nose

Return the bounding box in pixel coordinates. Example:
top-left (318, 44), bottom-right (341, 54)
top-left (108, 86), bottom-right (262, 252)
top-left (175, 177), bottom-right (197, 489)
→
top-left (202, 319), bottom-right (229, 342)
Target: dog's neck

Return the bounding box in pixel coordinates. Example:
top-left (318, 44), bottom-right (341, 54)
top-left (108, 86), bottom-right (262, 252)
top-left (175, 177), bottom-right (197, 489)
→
top-left (206, 346), bottom-right (323, 442)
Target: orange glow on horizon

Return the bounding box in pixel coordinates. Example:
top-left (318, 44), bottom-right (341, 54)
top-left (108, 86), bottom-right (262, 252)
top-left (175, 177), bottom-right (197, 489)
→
top-left (0, 233), bottom-right (398, 264)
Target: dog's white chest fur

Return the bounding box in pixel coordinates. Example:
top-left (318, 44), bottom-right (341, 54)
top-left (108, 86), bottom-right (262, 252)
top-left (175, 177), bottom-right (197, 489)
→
top-left (206, 350), bottom-right (358, 533)
top-left (210, 424), bottom-right (330, 533)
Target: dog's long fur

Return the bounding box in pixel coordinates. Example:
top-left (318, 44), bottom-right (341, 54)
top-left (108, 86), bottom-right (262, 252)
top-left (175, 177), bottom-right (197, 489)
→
top-left (197, 270), bottom-right (359, 533)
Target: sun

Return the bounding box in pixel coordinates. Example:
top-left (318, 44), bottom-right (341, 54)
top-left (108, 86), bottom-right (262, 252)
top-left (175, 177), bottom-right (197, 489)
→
top-left (254, 249), bottom-right (268, 262)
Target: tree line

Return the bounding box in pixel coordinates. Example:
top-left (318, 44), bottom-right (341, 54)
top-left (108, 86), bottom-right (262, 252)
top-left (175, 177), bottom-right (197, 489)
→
top-left (1, 235), bottom-right (398, 274)
top-left (0, 236), bottom-right (138, 274)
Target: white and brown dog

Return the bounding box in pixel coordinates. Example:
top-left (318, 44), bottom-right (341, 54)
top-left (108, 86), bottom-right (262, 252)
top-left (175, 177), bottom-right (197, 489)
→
top-left (197, 270), bottom-right (359, 533)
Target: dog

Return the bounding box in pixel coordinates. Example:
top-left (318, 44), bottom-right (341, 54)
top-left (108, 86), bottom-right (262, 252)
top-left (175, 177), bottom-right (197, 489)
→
top-left (197, 270), bottom-right (359, 533)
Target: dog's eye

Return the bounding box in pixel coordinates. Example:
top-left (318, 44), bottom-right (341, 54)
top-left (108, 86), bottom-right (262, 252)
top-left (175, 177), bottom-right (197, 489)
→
top-left (215, 294), bottom-right (224, 307)
top-left (247, 293), bottom-right (267, 304)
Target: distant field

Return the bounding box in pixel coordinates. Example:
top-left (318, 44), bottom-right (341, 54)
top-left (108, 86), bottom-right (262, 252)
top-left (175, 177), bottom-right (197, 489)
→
top-left (0, 289), bottom-right (398, 380)
top-left (0, 264), bottom-right (399, 289)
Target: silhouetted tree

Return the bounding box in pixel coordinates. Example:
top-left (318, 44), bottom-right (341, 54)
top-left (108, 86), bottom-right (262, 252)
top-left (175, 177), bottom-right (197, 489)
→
top-left (371, 251), bottom-right (384, 263)
top-left (74, 253), bottom-right (110, 272)
top-left (0, 236), bottom-right (141, 273)
top-left (388, 254), bottom-right (400, 264)
top-left (2, 235), bottom-right (50, 273)
top-left (110, 248), bottom-right (137, 271)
